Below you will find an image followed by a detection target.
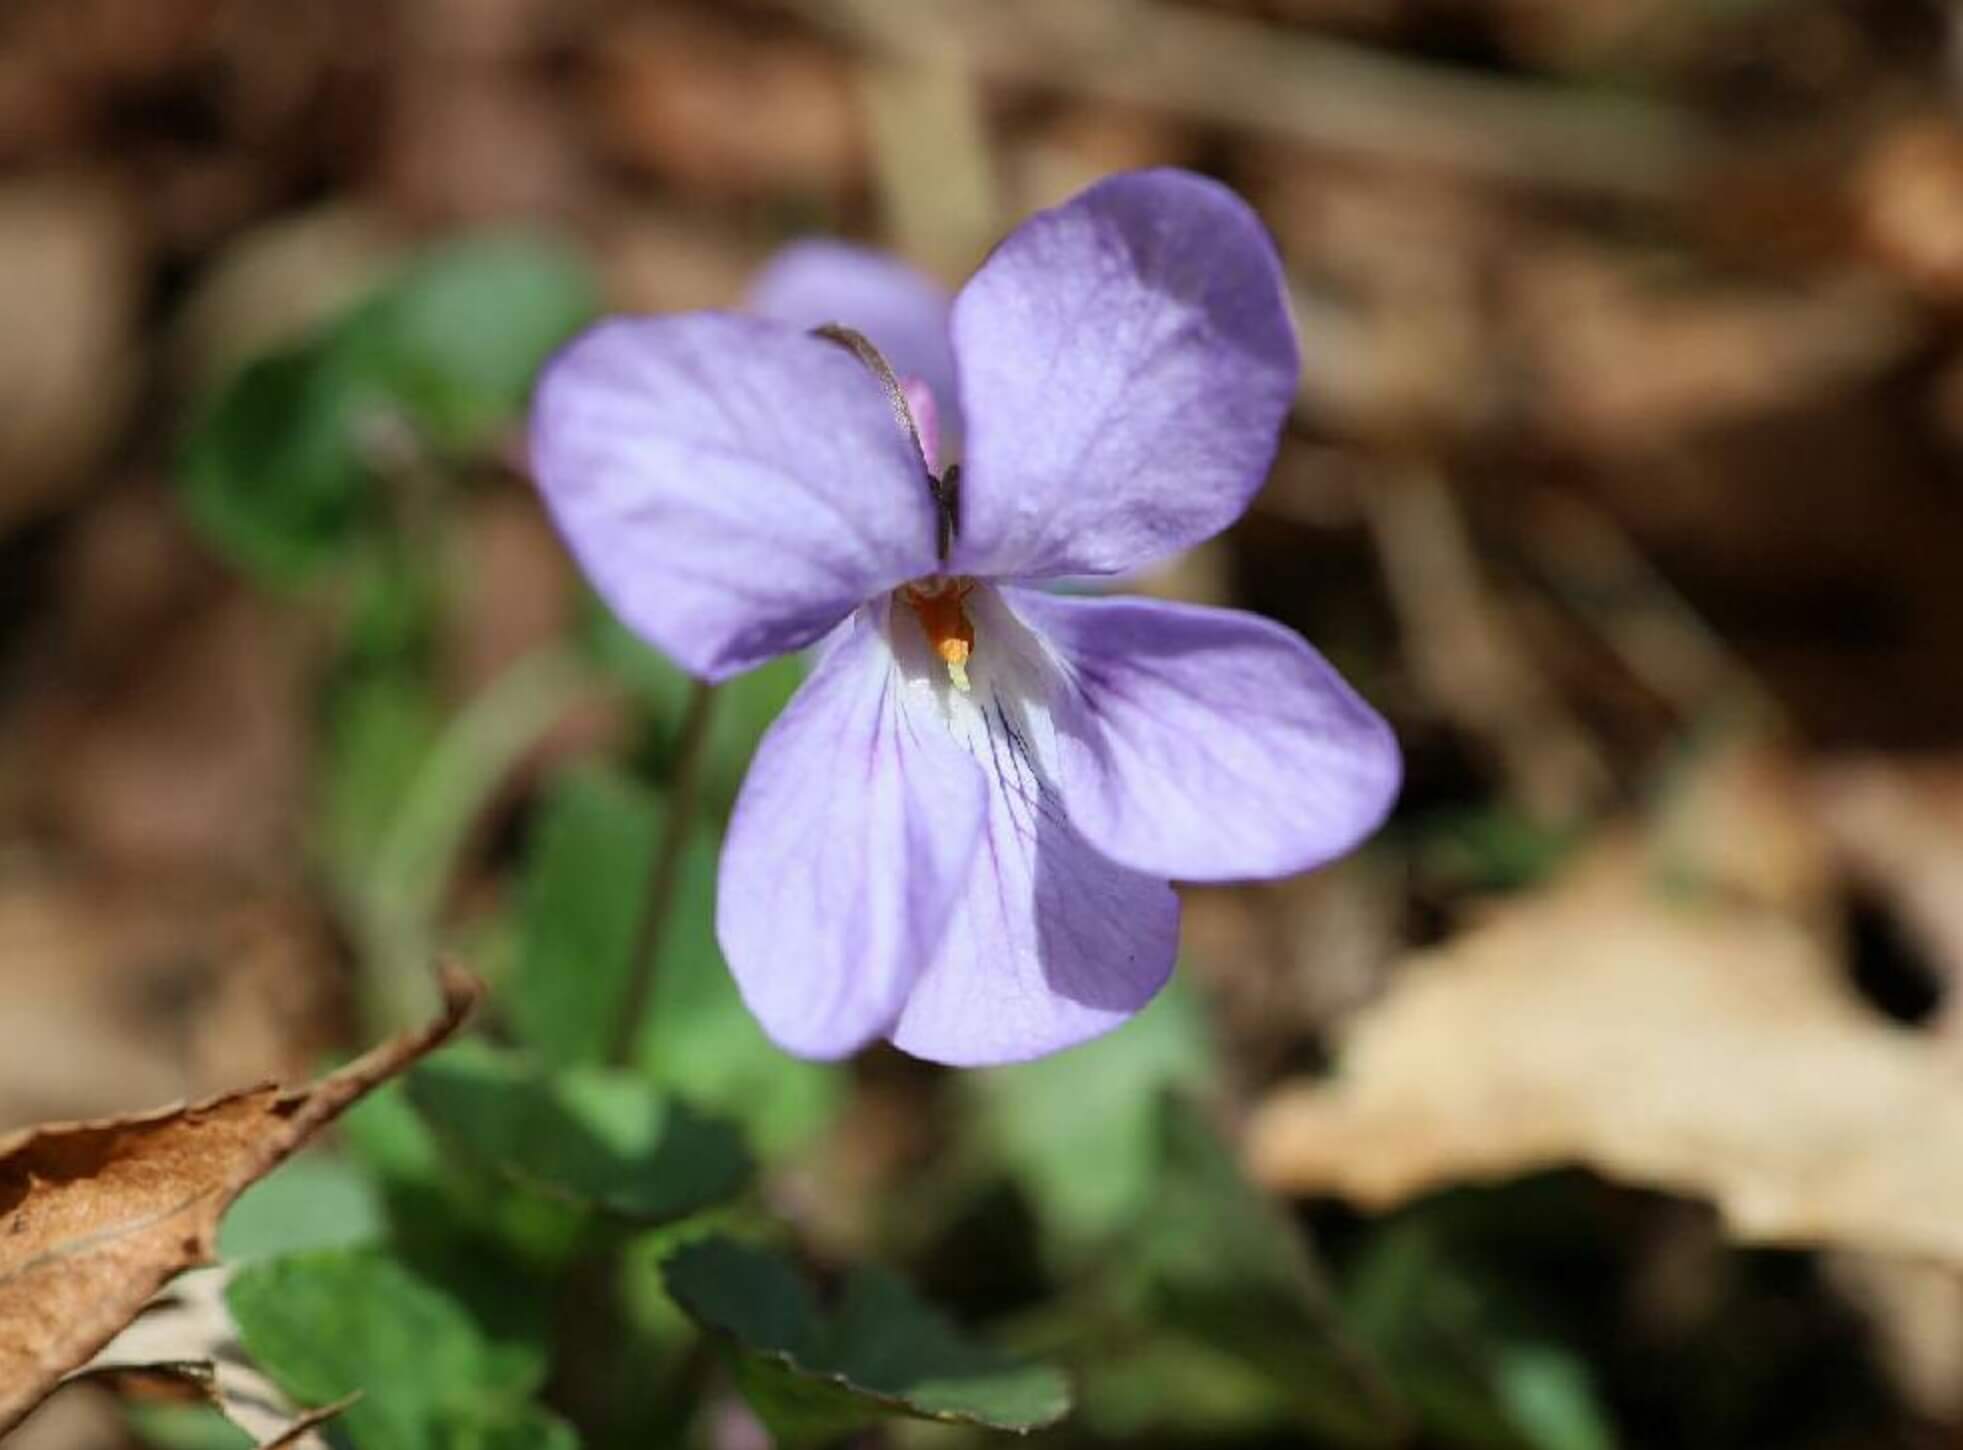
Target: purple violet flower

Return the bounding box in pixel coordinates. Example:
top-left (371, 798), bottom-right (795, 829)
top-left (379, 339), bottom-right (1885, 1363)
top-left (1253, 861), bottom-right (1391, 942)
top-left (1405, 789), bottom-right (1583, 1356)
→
top-left (529, 169), bottom-right (1400, 1066)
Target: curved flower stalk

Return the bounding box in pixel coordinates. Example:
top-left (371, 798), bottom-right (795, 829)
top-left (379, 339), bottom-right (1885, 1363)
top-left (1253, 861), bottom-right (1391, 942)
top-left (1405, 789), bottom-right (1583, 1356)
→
top-left (529, 169), bottom-right (1400, 1066)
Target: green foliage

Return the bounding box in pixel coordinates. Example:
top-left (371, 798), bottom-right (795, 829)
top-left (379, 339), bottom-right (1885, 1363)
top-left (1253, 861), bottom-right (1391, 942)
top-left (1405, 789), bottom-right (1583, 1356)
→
top-left (228, 1248), bottom-right (581, 1450)
top-left (503, 764), bottom-right (662, 1066)
top-left (332, 236), bottom-right (598, 454)
top-left (969, 979), bottom-right (1214, 1258)
top-left (407, 1041), bottom-right (752, 1226)
top-left (1127, 1094), bottom-right (1409, 1446)
top-left (629, 823), bottom-right (845, 1159)
top-left (582, 601), bottom-right (807, 808)
top-left (994, 1070), bottom-right (1408, 1446)
top-left (1495, 1345), bottom-right (1618, 1450)
top-left (1414, 804), bottom-right (1580, 894)
top-left (966, 989), bottom-right (1618, 1449)
top-left (179, 233), bottom-right (596, 586)
top-left (219, 1154), bottom-right (386, 1261)
top-left (124, 1406), bottom-right (251, 1450)
top-left (506, 761), bottom-right (843, 1157)
top-left (179, 342), bottom-right (381, 581)
top-left (1343, 1188), bottom-right (1621, 1450)
top-left (664, 1237), bottom-right (1071, 1447)
top-left (165, 216), bottom-right (1643, 1450)
top-left (336, 1078), bottom-right (576, 1365)
top-left (315, 664), bottom-right (444, 896)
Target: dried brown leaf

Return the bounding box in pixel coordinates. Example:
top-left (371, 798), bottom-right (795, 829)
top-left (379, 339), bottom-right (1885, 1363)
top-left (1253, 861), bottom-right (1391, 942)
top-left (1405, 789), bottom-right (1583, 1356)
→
top-left (1246, 843), bottom-right (1963, 1264)
top-left (0, 967), bottom-right (481, 1434)
top-left (256, 1398), bottom-right (359, 1449)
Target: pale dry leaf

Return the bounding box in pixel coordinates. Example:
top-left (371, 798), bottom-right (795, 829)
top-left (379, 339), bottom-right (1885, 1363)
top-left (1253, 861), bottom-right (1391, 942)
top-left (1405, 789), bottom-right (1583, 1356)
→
top-left (1651, 735), bottom-right (1834, 920)
top-left (1816, 755), bottom-right (1963, 1007)
top-left (1245, 842), bottom-right (1963, 1264)
top-left (0, 966), bottom-right (482, 1434)
top-left (259, 1400), bottom-right (360, 1449)
top-left (71, 1267), bottom-right (348, 1450)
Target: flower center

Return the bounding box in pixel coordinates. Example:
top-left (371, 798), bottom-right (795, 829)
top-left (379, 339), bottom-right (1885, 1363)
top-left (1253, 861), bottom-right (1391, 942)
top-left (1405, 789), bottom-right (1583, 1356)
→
top-left (898, 577), bottom-right (976, 693)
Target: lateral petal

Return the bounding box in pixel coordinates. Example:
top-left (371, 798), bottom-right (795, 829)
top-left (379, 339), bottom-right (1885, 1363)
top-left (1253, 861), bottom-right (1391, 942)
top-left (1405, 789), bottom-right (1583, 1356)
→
top-left (1013, 589), bottom-right (1400, 882)
top-left (529, 313), bottom-right (939, 681)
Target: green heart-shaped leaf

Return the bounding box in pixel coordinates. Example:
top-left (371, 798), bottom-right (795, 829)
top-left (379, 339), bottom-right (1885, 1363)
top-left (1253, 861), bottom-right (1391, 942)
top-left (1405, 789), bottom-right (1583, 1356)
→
top-left (408, 1042), bottom-right (752, 1224)
top-left (664, 1236), bottom-right (1070, 1446)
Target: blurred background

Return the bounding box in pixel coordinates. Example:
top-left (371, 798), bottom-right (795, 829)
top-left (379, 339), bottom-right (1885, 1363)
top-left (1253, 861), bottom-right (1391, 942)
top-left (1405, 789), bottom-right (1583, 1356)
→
top-left (6, 0), bottom-right (1963, 1446)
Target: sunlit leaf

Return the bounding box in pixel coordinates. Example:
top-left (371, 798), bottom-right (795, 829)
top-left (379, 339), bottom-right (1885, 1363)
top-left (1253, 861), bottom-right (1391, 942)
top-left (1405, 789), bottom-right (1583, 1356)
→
top-left (314, 665), bottom-right (442, 894)
top-left (177, 232), bottom-right (596, 585)
top-left (504, 764), bottom-right (662, 1067)
top-left (219, 1155), bottom-right (385, 1262)
top-left (339, 234), bottom-right (598, 453)
top-left (228, 1248), bottom-right (578, 1450)
top-left (506, 762), bottom-right (843, 1157)
top-left (408, 1041), bottom-right (752, 1225)
top-left (1496, 1344), bottom-right (1618, 1450)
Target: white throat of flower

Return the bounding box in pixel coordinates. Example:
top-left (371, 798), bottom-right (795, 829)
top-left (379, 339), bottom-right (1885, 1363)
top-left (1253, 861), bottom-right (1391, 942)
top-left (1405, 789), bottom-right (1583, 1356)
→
top-left (883, 581), bottom-right (1071, 792)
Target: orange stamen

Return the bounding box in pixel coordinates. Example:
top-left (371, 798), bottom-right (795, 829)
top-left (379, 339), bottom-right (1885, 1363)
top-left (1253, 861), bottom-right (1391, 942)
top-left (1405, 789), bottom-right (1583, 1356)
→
top-left (901, 579), bottom-right (976, 691)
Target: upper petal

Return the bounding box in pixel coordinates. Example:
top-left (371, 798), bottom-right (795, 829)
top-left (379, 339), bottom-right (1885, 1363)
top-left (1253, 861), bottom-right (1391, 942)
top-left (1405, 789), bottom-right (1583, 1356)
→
top-left (946, 169), bottom-right (1300, 580)
top-left (529, 313), bottom-right (939, 681)
top-left (717, 603), bottom-right (987, 1059)
top-left (747, 241), bottom-right (962, 459)
top-left (883, 587), bottom-right (1179, 1065)
top-left (1010, 589), bottom-right (1401, 882)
